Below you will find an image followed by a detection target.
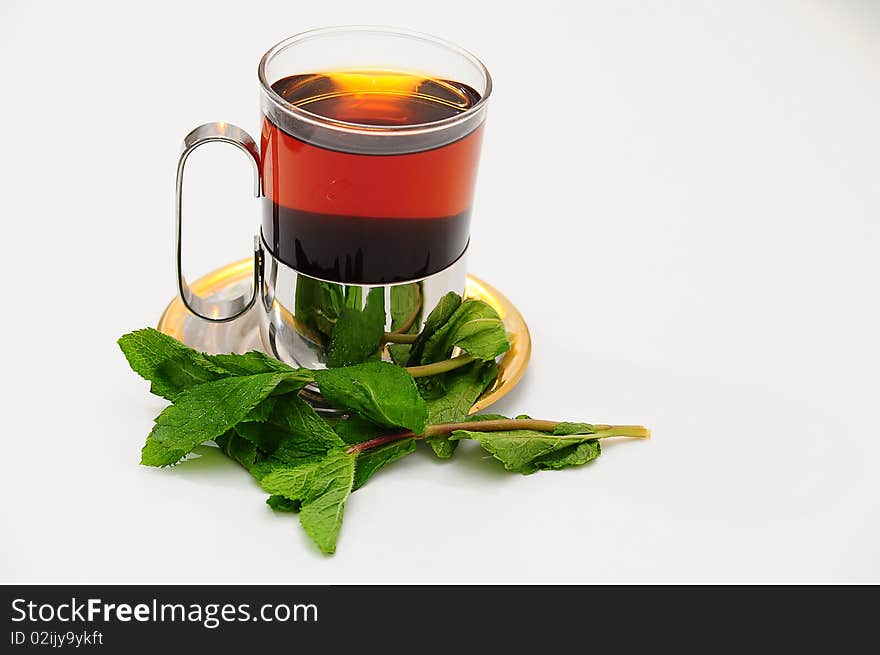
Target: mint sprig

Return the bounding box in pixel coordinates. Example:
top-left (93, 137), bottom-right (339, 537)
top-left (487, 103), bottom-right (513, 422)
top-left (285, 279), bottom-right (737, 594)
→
top-left (326, 287), bottom-right (386, 368)
top-left (119, 294), bottom-right (649, 554)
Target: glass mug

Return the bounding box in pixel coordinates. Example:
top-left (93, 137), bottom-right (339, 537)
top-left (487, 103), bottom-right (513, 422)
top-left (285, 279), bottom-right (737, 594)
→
top-left (175, 26), bottom-right (491, 368)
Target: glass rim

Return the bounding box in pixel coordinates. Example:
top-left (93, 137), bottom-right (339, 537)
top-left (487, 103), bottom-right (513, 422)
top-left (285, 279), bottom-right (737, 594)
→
top-left (257, 25), bottom-right (493, 136)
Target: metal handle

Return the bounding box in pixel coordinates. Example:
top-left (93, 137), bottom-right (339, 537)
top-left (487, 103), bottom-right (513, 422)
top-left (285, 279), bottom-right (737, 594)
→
top-left (175, 122), bottom-right (262, 322)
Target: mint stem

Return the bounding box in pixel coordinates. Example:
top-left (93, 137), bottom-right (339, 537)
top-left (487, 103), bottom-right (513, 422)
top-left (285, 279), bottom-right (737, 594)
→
top-left (406, 354), bottom-right (475, 378)
top-left (345, 419), bottom-right (651, 454)
top-left (591, 425), bottom-right (651, 439)
top-left (390, 286), bottom-right (422, 334)
top-left (381, 286), bottom-right (422, 345)
top-left (423, 418), bottom-right (559, 435)
top-left (383, 331), bottom-right (418, 344)
top-left (346, 431), bottom-right (416, 454)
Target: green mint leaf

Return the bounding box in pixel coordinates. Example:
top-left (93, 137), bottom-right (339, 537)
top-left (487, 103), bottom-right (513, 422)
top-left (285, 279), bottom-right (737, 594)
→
top-left (420, 299), bottom-right (510, 365)
top-left (236, 395), bottom-right (344, 465)
top-left (353, 439), bottom-right (416, 490)
top-left (387, 344), bottom-right (411, 367)
top-left (466, 413), bottom-right (509, 422)
top-left (425, 438), bottom-right (456, 459)
top-left (333, 415), bottom-right (387, 445)
top-left (118, 329), bottom-right (313, 401)
top-left (259, 449), bottom-right (356, 554)
top-left (203, 351), bottom-right (300, 376)
top-left (528, 441), bottom-right (601, 471)
top-left (423, 360), bottom-right (499, 458)
top-left (414, 299), bottom-right (508, 399)
top-left (326, 287), bottom-right (386, 368)
top-left (294, 277), bottom-right (344, 337)
top-left (215, 430), bottom-right (260, 470)
top-left (242, 397), bottom-right (278, 423)
top-left (553, 422), bottom-right (597, 434)
top-left (388, 283), bottom-right (423, 365)
top-left (140, 372), bottom-right (290, 467)
top-left (314, 361), bottom-right (427, 433)
top-left (526, 422), bottom-right (602, 470)
top-left (343, 286), bottom-right (363, 309)
top-left (424, 362), bottom-right (499, 423)
top-left (331, 416), bottom-right (417, 489)
top-left (406, 292), bottom-right (462, 365)
top-left (389, 283), bottom-right (423, 331)
top-left (448, 422), bottom-right (602, 475)
top-left (118, 328), bottom-right (227, 400)
top-left (266, 495), bottom-right (301, 512)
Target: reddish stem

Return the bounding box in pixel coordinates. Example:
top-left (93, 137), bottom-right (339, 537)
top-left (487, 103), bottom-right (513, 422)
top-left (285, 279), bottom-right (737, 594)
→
top-left (345, 431), bottom-right (416, 454)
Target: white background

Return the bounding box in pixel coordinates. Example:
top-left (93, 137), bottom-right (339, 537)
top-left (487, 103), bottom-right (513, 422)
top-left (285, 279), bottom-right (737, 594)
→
top-left (1, 0), bottom-right (878, 583)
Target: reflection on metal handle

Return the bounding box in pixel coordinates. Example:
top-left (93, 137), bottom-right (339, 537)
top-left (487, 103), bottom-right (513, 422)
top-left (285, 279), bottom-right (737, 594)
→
top-left (175, 122), bottom-right (262, 322)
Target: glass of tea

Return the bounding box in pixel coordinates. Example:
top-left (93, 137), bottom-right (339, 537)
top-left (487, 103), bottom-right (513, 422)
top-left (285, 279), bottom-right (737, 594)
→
top-left (175, 26), bottom-right (491, 368)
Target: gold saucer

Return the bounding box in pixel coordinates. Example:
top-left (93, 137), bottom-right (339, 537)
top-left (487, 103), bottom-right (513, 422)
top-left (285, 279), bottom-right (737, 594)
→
top-left (158, 259), bottom-right (530, 413)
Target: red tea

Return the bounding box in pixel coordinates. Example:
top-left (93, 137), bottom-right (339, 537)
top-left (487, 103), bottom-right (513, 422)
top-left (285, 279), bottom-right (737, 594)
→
top-left (261, 70), bottom-right (484, 284)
